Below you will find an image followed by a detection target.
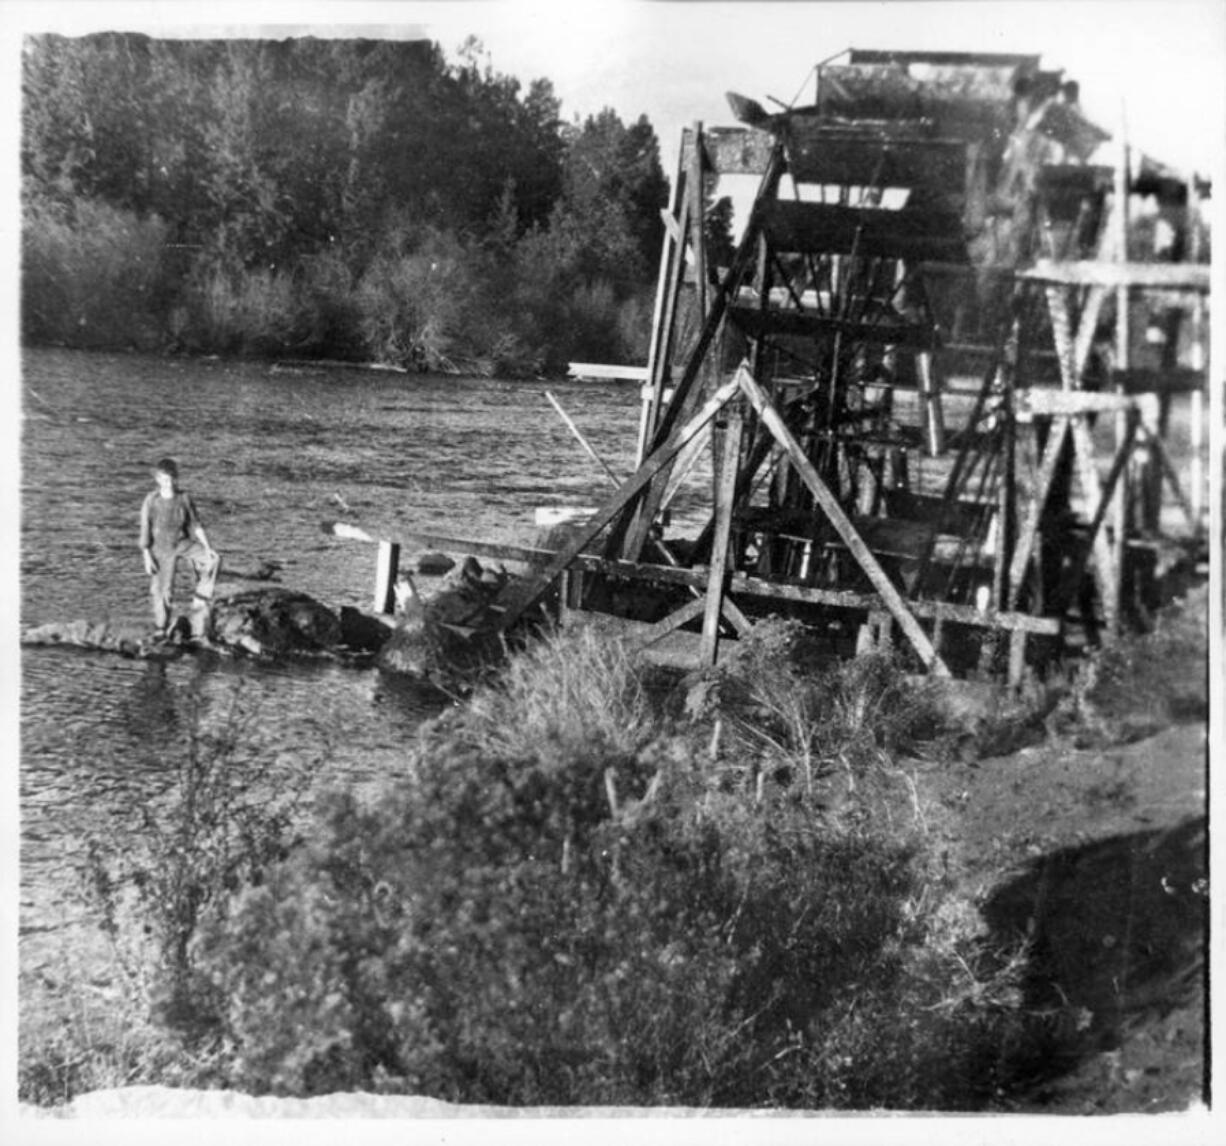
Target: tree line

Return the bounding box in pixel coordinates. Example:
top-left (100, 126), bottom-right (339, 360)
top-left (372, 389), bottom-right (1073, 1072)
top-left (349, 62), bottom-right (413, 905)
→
top-left (21, 33), bottom-right (671, 374)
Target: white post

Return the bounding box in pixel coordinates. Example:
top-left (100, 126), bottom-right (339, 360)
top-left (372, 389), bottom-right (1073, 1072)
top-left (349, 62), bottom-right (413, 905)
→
top-left (373, 540), bottom-right (401, 615)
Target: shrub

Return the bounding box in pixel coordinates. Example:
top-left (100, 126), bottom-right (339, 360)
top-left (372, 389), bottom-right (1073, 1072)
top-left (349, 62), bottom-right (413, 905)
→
top-left (352, 226), bottom-right (472, 371)
top-left (22, 194), bottom-right (170, 349)
top-left (176, 262), bottom-right (311, 357)
top-left (191, 625), bottom-right (1038, 1108)
top-left (80, 680), bottom-right (327, 1033)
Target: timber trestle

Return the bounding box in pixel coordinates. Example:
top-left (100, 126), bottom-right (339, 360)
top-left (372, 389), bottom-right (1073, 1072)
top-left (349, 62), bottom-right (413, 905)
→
top-left (491, 51), bottom-right (1209, 685)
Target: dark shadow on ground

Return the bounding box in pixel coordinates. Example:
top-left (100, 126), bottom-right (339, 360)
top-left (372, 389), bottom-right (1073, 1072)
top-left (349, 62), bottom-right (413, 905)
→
top-left (981, 816), bottom-right (1207, 1102)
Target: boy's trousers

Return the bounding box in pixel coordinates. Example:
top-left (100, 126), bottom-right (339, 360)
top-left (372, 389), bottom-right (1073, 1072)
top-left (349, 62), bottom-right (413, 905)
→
top-left (150, 541), bottom-right (221, 636)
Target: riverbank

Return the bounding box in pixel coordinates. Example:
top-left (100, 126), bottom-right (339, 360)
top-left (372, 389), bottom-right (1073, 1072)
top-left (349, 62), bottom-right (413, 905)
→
top-left (18, 584), bottom-right (1209, 1114)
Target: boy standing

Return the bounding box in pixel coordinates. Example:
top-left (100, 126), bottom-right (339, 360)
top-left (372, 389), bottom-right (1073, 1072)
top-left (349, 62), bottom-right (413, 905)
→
top-left (139, 457), bottom-right (221, 638)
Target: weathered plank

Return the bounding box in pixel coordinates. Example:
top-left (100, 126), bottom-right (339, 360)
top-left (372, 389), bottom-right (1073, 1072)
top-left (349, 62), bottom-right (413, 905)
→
top-left (567, 363), bottom-right (650, 383)
top-left (1020, 259), bottom-right (1211, 291)
top-left (331, 525), bottom-right (1058, 636)
top-left (1018, 388), bottom-right (1160, 419)
top-left (727, 305), bottom-right (934, 349)
top-left (700, 407), bottom-right (743, 664)
top-left (758, 200), bottom-right (968, 262)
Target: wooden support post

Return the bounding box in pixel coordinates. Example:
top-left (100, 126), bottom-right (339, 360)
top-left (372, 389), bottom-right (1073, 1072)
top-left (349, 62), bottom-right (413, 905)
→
top-left (994, 382), bottom-right (1017, 610)
top-left (737, 369), bottom-right (949, 675)
top-left (373, 540), bottom-right (401, 615)
top-left (690, 120), bottom-right (709, 322)
top-left (1007, 629), bottom-right (1028, 690)
top-left (559, 567), bottom-right (586, 624)
top-left (916, 350), bottom-right (945, 456)
top-left (701, 406), bottom-right (744, 664)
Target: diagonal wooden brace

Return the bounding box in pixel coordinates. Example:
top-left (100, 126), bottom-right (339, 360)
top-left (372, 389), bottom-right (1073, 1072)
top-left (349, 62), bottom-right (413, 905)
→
top-left (736, 369), bottom-right (949, 675)
top-left (497, 374), bottom-right (744, 632)
top-left (1007, 415), bottom-right (1071, 610)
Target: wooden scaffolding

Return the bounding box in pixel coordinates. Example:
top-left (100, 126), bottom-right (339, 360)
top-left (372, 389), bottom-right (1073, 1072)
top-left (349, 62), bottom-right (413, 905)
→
top-left (492, 51), bottom-right (1209, 685)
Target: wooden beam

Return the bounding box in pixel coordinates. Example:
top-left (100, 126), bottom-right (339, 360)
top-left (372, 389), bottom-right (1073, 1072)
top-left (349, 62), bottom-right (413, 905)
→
top-left (1018, 388), bottom-right (1160, 419)
top-left (331, 523), bottom-right (1059, 636)
top-left (639, 597), bottom-right (708, 646)
top-left (736, 368), bottom-right (950, 675)
top-left (700, 406), bottom-right (743, 664)
top-left (1139, 423), bottom-right (1199, 530)
top-left (638, 158), bottom-right (691, 465)
top-left (1019, 260), bottom-right (1212, 292)
top-left (720, 596), bottom-right (754, 636)
top-left (498, 373), bottom-right (744, 631)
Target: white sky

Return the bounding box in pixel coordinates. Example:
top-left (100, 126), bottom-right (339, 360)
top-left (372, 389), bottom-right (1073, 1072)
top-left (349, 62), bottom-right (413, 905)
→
top-left (4, 0), bottom-right (1223, 178)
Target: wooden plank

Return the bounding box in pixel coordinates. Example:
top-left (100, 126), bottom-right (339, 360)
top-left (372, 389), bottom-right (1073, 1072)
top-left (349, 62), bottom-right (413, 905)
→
top-left (736, 369), bottom-right (950, 674)
top-left (1019, 259), bottom-right (1211, 291)
top-left (782, 132), bottom-right (966, 191)
top-left (332, 523), bottom-right (1058, 636)
top-left (728, 573), bottom-right (1060, 634)
top-left (1018, 388), bottom-right (1160, 419)
top-left (758, 200), bottom-right (968, 262)
top-left (497, 373), bottom-right (744, 631)
top-left (720, 596), bottom-right (754, 636)
top-left (639, 597), bottom-right (708, 646)
top-left (1070, 285), bottom-right (1108, 391)
top-left (638, 154), bottom-right (691, 464)
top-left (701, 407), bottom-right (743, 663)
top-left (848, 49), bottom-right (1040, 68)
top-left (1139, 423), bottom-right (1199, 530)
top-left (727, 305), bottom-right (934, 349)
top-left (567, 363), bottom-right (649, 382)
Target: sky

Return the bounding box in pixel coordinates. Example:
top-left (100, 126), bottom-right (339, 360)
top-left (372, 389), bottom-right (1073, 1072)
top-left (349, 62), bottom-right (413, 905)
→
top-left (3, 0), bottom-right (1223, 179)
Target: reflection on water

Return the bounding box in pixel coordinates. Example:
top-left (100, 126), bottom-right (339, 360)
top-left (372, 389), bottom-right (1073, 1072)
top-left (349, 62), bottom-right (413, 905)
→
top-left (20, 346), bottom-right (680, 962)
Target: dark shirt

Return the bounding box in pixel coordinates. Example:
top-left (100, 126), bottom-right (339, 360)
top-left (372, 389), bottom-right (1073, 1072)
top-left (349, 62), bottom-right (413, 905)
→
top-left (140, 490), bottom-right (203, 555)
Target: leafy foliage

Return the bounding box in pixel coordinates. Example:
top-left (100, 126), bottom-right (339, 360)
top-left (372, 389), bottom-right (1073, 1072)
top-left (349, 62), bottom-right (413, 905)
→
top-left (21, 32), bottom-right (667, 370)
top-left (185, 628), bottom-right (1042, 1107)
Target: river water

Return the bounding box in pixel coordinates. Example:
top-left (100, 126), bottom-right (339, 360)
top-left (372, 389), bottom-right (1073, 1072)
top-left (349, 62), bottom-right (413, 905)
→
top-left (18, 347), bottom-right (659, 987)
